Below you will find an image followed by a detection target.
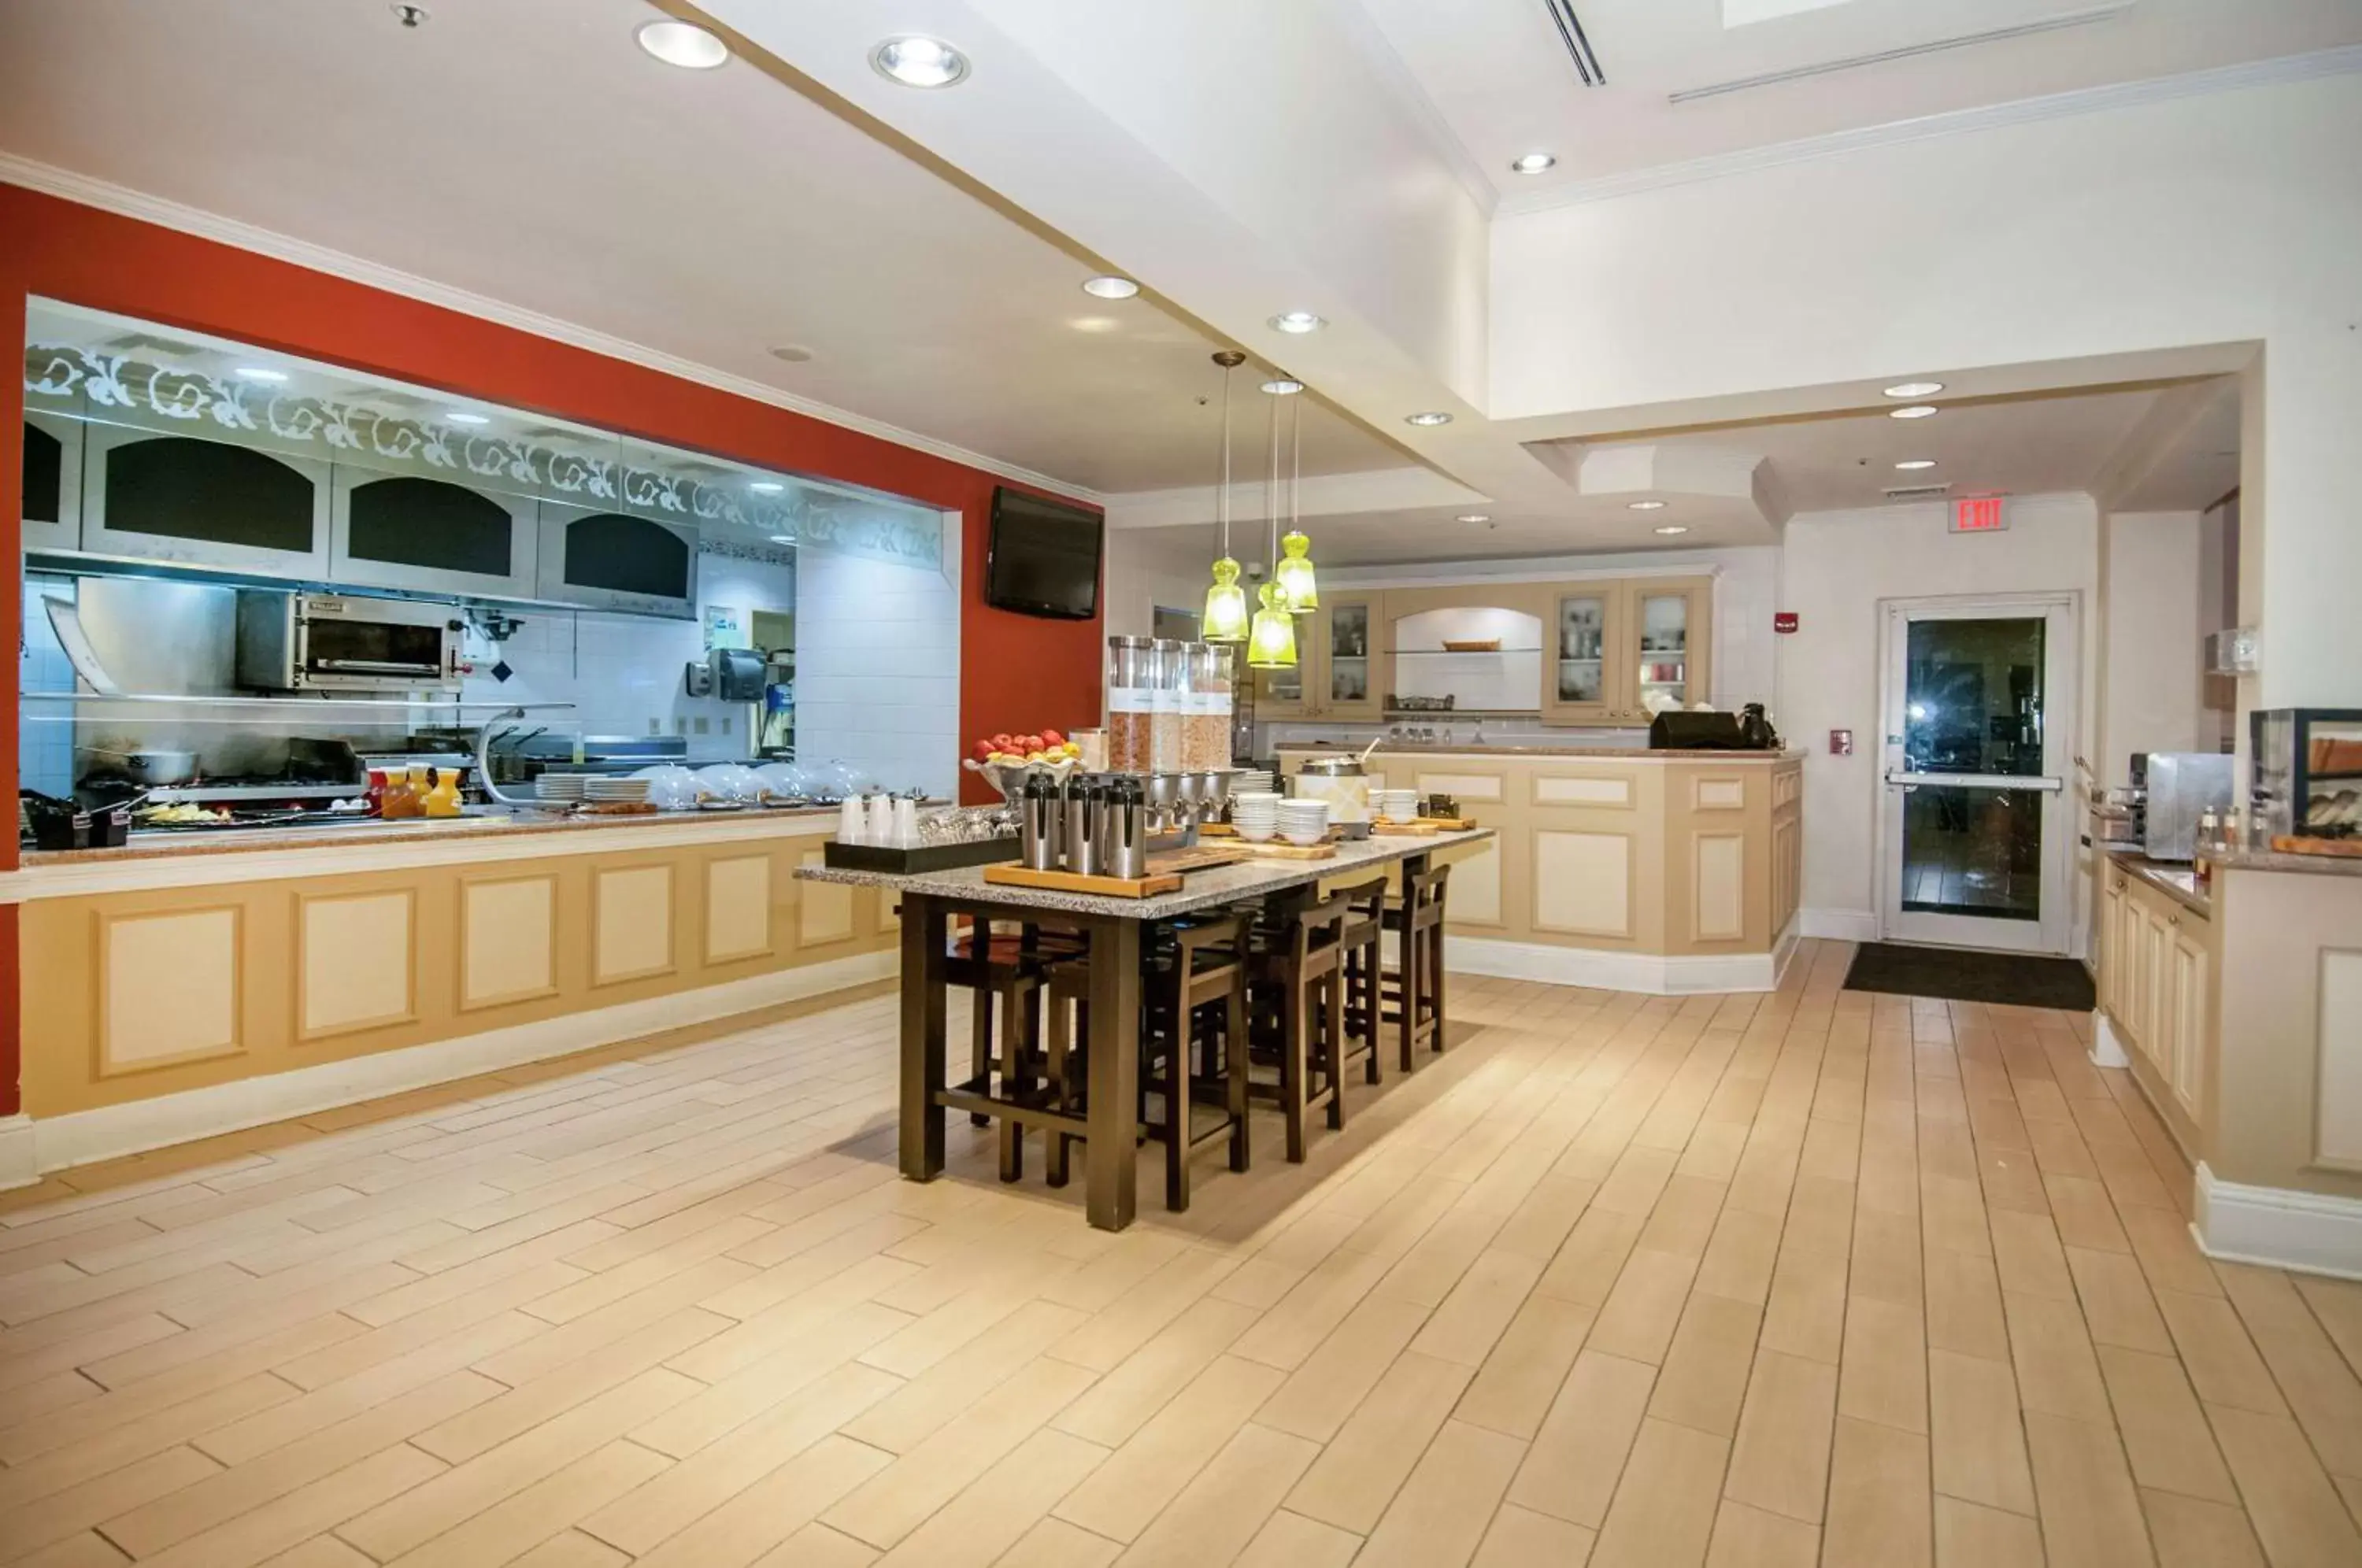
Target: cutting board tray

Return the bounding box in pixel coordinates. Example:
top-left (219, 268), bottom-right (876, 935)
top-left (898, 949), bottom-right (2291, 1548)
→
top-left (983, 845), bottom-right (1248, 899)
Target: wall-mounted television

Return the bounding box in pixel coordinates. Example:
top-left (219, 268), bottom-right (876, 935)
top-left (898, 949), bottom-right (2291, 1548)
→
top-left (984, 486), bottom-right (1102, 620)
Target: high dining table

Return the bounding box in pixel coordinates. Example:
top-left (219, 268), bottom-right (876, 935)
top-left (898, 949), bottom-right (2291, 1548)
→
top-left (799, 827), bottom-right (1493, 1231)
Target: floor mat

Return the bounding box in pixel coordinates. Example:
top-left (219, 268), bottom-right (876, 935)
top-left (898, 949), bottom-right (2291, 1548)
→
top-left (1842, 941), bottom-right (2094, 1011)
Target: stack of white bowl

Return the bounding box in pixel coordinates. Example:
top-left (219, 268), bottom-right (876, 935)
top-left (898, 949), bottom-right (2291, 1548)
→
top-left (1375, 788), bottom-right (1420, 823)
top-left (1233, 768), bottom-right (1275, 797)
top-left (1277, 797), bottom-right (1331, 845)
top-left (1231, 790), bottom-right (1282, 841)
top-left (535, 773), bottom-right (587, 806)
top-left (583, 776), bottom-right (652, 808)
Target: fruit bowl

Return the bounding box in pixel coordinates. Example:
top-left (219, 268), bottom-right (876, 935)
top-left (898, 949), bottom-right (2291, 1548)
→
top-left (961, 756), bottom-right (1083, 806)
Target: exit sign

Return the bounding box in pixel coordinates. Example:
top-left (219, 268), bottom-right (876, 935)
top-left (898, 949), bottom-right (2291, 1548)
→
top-left (1952, 494), bottom-right (2010, 534)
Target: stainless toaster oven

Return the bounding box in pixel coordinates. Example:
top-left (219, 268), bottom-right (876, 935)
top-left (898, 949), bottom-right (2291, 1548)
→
top-left (235, 590), bottom-right (465, 693)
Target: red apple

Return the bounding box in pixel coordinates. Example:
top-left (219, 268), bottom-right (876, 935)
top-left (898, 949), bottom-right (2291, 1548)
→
top-left (1023, 734), bottom-right (1045, 754)
top-left (1042, 728), bottom-right (1066, 748)
top-left (972, 740), bottom-right (994, 762)
top-left (991, 732), bottom-right (1014, 751)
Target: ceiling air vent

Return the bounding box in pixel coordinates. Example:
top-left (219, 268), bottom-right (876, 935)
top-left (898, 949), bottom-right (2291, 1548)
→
top-left (1883, 483), bottom-right (1953, 501)
top-left (1668, 1), bottom-right (2132, 105)
top-left (1541, 1), bottom-right (1607, 87)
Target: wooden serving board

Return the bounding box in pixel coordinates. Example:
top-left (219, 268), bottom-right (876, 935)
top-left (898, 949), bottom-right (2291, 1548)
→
top-left (1226, 838), bottom-right (1341, 860)
top-left (1373, 816), bottom-right (1476, 834)
top-left (981, 844), bottom-right (1250, 899)
top-left (2270, 834), bottom-right (2362, 858)
top-left (579, 801), bottom-right (659, 815)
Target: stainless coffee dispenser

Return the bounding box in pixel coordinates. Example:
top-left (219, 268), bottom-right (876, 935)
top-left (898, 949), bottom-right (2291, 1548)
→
top-left (1099, 776), bottom-right (1147, 880)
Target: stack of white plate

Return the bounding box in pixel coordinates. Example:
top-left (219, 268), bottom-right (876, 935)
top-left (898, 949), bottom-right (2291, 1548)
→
top-left (583, 777), bottom-right (651, 807)
top-left (1231, 790), bottom-right (1282, 842)
top-left (1375, 788), bottom-right (1420, 823)
top-left (535, 774), bottom-right (587, 805)
top-left (1277, 798), bottom-right (1331, 845)
top-left (1234, 769), bottom-right (1275, 797)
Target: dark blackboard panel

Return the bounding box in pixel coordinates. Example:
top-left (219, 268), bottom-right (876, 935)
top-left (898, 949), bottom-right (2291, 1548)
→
top-left (564, 512), bottom-right (690, 600)
top-left (101, 435), bottom-right (314, 552)
top-left (22, 421), bottom-right (62, 523)
top-left (348, 475), bottom-right (513, 577)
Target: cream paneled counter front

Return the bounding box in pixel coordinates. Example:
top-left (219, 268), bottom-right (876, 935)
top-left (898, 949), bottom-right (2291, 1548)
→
top-left (0, 810), bottom-right (900, 1180)
top-left (1278, 747), bottom-right (1804, 993)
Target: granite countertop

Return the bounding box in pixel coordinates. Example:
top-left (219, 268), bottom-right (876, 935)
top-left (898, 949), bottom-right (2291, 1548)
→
top-left (2219, 846), bottom-right (2362, 878)
top-left (2104, 848), bottom-right (2211, 915)
top-left (22, 801), bottom-right (851, 865)
top-left (1279, 743), bottom-right (1805, 761)
top-left (801, 827), bottom-right (1495, 920)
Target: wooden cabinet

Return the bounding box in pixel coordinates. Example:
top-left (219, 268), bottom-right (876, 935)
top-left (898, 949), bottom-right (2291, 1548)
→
top-left (1251, 591), bottom-right (1385, 721)
top-left (2097, 862), bottom-right (2214, 1148)
top-left (1542, 575), bottom-right (1712, 727)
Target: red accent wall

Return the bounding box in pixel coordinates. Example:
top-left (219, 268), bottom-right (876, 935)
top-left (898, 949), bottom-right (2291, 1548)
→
top-left (0, 182), bottom-right (1105, 1118)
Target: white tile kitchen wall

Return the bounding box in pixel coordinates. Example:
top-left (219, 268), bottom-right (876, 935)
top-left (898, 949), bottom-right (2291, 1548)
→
top-left (794, 539), bottom-right (960, 799)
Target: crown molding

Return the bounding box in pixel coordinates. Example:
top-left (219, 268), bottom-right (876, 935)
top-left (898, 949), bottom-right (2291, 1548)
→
top-left (1498, 44), bottom-right (2362, 214)
top-left (0, 154), bottom-right (1106, 505)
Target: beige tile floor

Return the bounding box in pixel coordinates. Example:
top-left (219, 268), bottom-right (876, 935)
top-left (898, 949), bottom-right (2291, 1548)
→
top-left (2, 940), bottom-right (2358, 1566)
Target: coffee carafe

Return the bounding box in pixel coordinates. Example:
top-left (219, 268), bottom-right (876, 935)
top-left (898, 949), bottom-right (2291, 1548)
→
top-left (1064, 779), bottom-right (1105, 877)
top-left (1020, 771), bottom-right (1061, 871)
top-left (1098, 776), bottom-right (1147, 880)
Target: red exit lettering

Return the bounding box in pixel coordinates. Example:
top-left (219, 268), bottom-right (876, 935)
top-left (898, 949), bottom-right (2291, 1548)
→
top-left (1953, 494), bottom-right (2010, 534)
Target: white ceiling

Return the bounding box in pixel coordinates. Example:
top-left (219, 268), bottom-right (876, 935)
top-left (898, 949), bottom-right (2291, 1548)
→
top-left (1354, 0), bottom-right (2362, 191)
top-left (0, 0), bottom-right (1412, 497)
top-left (1129, 379), bottom-right (2241, 566)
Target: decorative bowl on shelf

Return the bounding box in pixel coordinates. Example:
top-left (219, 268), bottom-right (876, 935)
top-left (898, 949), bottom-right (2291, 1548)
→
top-left (1441, 638), bottom-right (1501, 653)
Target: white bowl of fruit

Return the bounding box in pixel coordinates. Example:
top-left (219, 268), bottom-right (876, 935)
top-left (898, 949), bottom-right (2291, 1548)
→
top-left (962, 728), bottom-right (1083, 802)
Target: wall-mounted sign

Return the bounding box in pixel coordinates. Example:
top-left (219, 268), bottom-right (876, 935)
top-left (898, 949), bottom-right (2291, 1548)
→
top-left (1829, 729), bottom-right (1854, 756)
top-left (1951, 494), bottom-right (2010, 534)
top-left (1773, 612), bottom-right (1799, 634)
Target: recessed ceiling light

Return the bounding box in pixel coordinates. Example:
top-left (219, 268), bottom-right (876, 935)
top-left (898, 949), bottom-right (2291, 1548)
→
top-left (1510, 152), bottom-right (1557, 175)
top-left (233, 367), bottom-right (287, 383)
top-left (768, 534), bottom-right (795, 545)
top-left (1081, 276), bottom-right (1138, 300)
top-left (871, 35), bottom-right (968, 87)
top-left (1653, 524), bottom-right (1690, 536)
top-left (767, 344), bottom-right (814, 364)
top-left (1894, 458), bottom-right (1938, 471)
top-left (1261, 378), bottom-right (1304, 396)
top-left (1883, 381), bottom-right (1945, 398)
top-left (1890, 405), bottom-right (1939, 420)
top-left (445, 412), bottom-right (489, 426)
top-left (1627, 499), bottom-right (1668, 511)
top-left (1457, 513), bottom-right (1490, 524)
top-left (636, 19), bottom-right (728, 69)
top-left (749, 481), bottom-right (785, 494)
top-left (1269, 310), bottom-right (1325, 335)
top-left (1405, 411), bottom-right (1453, 427)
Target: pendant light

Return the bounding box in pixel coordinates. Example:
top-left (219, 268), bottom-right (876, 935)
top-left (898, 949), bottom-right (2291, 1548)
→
top-left (1246, 380), bottom-right (1298, 669)
top-left (1200, 351), bottom-right (1249, 643)
top-left (1275, 393), bottom-right (1319, 615)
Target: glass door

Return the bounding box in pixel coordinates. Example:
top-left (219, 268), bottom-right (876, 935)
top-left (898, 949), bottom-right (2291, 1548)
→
top-left (1879, 596), bottom-right (2077, 954)
top-left (1320, 596), bottom-right (1383, 721)
top-left (1544, 588), bottom-right (1619, 724)
top-left (1634, 586), bottom-right (1694, 712)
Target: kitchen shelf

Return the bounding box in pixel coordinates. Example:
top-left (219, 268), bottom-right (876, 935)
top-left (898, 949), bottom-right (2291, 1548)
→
top-left (20, 692), bottom-right (578, 712)
top-left (1394, 647), bottom-right (1545, 656)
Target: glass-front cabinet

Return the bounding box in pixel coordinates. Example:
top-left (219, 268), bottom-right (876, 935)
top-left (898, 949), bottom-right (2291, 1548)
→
top-left (1251, 591), bottom-right (1384, 722)
top-left (1539, 575), bottom-right (1713, 727)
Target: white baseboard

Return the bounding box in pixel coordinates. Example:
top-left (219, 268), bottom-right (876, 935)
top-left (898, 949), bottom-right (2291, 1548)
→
top-left (0, 1115), bottom-right (35, 1193)
top-left (2193, 1162), bottom-right (2362, 1281)
top-left (21, 951), bottom-right (897, 1179)
top-left (1447, 925), bottom-right (1794, 995)
top-left (2090, 1010), bottom-right (2131, 1068)
top-left (1798, 908), bottom-right (1880, 942)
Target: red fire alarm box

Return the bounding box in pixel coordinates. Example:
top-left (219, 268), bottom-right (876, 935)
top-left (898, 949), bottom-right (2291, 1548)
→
top-left (1830, 729), bottom-right (1854, 756)
top-left (1773, 612), bottom-right (1799, 634)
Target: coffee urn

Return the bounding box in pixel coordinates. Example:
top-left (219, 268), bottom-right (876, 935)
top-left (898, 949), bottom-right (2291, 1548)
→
top-left (1100, 775), bottom-right (1147, 880)
top-left (1064, 779), bottom-right (1105, 877)
top-left (1020, 771), bottom-right (1061, 871)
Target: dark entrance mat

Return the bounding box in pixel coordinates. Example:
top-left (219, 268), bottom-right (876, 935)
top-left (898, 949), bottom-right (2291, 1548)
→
top-left (1842, 941), bottom-right (2094, 1011)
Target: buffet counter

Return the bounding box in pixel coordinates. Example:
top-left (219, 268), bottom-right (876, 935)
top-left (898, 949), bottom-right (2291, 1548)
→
top-left (3, 807), bottom-right (901, 1177)
top-left (1277, 746), bottom-right (1804, 994)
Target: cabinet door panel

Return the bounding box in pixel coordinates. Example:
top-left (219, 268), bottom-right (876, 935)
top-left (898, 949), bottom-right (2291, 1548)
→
top-left (83, 425), bottom-right (331, 577)
top-left (2169, 927), bottom-right (2208, 1114)
top-left (332, 470), bottom-right (539, 598)
top-left (21, 412), bottom-right (83, 553)
top-left (1319, 596), bottom-right (1383, 721)
top-left (1543, 586), bottom-right (1623, 725)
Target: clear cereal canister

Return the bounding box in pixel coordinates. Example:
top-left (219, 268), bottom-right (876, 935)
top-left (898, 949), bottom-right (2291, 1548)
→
top-left (1148, 638), bottom-right (1187, 774)
top-left (1105, 636), bottom-right (1154, 774)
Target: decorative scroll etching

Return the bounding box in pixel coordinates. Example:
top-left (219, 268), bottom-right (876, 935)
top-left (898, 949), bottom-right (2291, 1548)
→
top-left (26, 338), bottom-right (943, 571)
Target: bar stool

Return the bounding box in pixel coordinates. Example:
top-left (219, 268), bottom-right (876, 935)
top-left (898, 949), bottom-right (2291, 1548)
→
top-left (1248, 888), bottom-right (1353, 1162)
top-left (1335, 878), bottom-right (1390, 1088)
top-left (1382, 861), bottom-right (1452, 1071)
top-left (946, 917), bottom-right (1081, 1130)
top-left (1142, 911), bottom-right (1252, 1211)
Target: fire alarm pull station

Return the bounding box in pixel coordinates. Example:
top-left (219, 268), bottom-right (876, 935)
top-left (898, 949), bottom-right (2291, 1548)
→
top-left (1829, 730), bottom-right (1854, 756)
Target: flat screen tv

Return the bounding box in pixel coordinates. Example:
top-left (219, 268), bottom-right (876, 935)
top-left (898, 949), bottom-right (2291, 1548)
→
top-left (984, 486), bottom-right (1103, 619)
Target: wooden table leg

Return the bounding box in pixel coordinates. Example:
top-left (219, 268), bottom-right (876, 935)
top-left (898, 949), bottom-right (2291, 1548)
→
top-left (900, 893), bottom-right (948, 1183)
top-left (1083, 915), bottom-right (1140, 1231)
